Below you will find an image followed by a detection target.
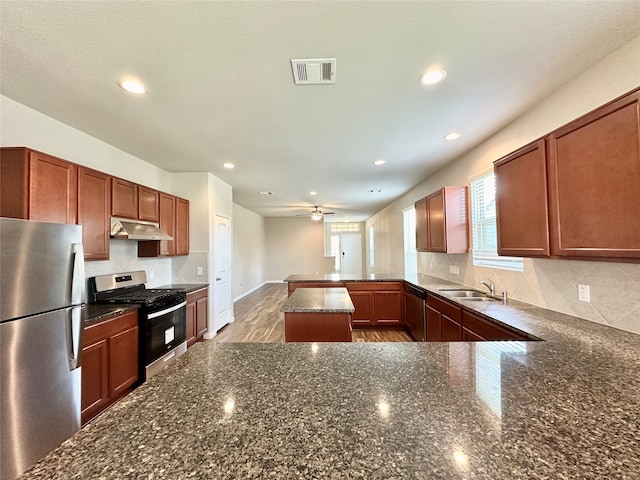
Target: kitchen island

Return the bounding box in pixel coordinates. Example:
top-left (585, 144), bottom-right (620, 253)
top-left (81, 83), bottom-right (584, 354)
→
top-left (281, 287), bottom-right (355, 342)
top-left (19, 275), bottom-right (640, 479)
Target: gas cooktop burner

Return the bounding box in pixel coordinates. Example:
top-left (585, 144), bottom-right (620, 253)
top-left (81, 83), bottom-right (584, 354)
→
top-left (100, 288), bottom-right (184, 305)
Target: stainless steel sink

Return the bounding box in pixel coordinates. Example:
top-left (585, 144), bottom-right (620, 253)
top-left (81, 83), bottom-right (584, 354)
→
top-left (438, 289), bottom-right (488, 298)
top-left (438, 289), bottom-right (498, 301)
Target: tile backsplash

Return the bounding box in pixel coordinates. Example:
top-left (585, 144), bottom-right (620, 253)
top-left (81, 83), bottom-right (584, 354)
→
top-left (419, 252), bottom-right (640, 336)
top-left (83, 243), bottom-right (209, 299)
top-left (84, 240), bottom-right (172, 291)
top-left (171, 251), bottom-right (209, 283)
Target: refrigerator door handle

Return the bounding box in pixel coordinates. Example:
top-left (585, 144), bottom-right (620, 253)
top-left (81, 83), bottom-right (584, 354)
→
top-left (71, 243), bottom-right (85, 305)
top-left (67, 307), bottom-right (83, 371)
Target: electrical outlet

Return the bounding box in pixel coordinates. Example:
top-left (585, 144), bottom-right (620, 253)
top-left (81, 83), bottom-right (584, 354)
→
top-left (449, 265), bottom-right (460, 275)
top-left (578, 284), bottom-right (591, 302)
top-left (196, 267), bottom-right (203, 276)
top-left (149, 269), bottom-right (155, 280)
top-left (240, 282), bottom-right (245, 287)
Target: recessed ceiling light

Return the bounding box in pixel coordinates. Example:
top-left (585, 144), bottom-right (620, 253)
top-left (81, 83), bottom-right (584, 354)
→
top-left (373, 159), bottom-right (386, 166)
top-left (419, 68), bottom-right (447, 86)
top-left (309, 191), bottom-right (318, 196)
top-left (444, 132), bottom-right (461, 141)
top-left (118, 79), bottom-right (147, 94)
top-left (223, 162), bottom-right (235, 169)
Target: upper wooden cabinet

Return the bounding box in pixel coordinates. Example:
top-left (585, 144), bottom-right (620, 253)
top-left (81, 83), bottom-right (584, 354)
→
top-left (111, 177), bottom-right (138, 219)
top-left (547, 90), bottom-right (640, 260)
top-left (416, 186), bottom-right (468, 253)
top-left (175, 197), bottom-right (190, 256)
top-left (138, 193), bottom-right (190, 257)
top-left (159, 193), bottom-right (176, 256)
top-left (414, 197), bottom-right (428, 252)
top-left (0, 147), bottom-right (77, 224)
top-left (138, 186), bottom-right (159, 222)
top-left (78, 167), bottom-right (111, 260)
top-left (494, 139), bottom-right (550, 257)
top-left (493, 87), bottom-right (640, 262)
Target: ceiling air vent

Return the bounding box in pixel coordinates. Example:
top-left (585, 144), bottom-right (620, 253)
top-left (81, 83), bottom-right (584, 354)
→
top-left (291, 58), bottom-right (336, 85)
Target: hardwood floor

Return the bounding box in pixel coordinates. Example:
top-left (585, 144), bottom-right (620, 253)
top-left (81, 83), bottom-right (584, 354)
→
top-left (213, 283), bottom-right (414, 343)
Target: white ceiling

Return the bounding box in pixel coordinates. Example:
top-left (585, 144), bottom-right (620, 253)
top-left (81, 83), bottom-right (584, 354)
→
top-left (1, 1), bottom-right (639, 221)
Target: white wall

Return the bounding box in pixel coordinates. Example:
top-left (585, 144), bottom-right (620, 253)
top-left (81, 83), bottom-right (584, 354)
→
top-left (366, 35), bottom-right (640, 335)
top-left (232, 203), bottom-right (266, 300)
top-left (265, 217), bottom-right (334, 281)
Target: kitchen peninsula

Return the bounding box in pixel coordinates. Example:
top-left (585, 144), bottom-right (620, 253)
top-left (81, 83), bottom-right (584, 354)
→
top-left (19, 275), bottom-right (640, 479)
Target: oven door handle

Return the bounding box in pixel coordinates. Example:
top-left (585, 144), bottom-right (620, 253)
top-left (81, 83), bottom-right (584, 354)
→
top-left (147, 301), bottom-right (187, 319)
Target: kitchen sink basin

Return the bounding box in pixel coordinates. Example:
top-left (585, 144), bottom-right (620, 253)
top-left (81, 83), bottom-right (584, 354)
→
top-left (439, 289), bottom-right (488, 297)
top-left (438, 289), bottom-right (498, 301)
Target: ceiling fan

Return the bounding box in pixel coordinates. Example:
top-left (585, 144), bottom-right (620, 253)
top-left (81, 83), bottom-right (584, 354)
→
top-left (296, 206), bottom-right (335, 221)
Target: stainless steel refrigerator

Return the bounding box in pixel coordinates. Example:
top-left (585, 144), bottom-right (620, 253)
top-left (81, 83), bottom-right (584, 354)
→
top-left (1, 218), bottom-right (84, 480)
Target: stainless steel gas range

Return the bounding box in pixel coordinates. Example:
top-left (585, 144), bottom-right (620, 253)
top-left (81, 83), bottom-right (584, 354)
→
top-left (88, 271), bottom-right (187, 381)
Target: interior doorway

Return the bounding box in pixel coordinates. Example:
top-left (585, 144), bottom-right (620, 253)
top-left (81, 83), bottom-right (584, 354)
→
top-left (213, 214), bottom-right (231, 331)
top-left (331, 232), bottom-right (362, 274)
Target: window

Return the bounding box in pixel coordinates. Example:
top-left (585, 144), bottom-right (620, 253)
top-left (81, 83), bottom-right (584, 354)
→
top-left (470, 171), bottom-right (523, 271)
top-left (403, 207), bottom-right (417, 277)
top-left (369, 225), bottom-right (375, 268)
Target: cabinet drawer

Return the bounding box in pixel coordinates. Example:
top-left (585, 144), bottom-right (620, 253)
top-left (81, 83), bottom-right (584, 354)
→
top-left (427, 295), bottom-right (461, 323)
top-left (84, 310), bottom-right (138, 345)
top-left (461, 310), bottom-right (522, 341)
top-left (186, 287), bottom-right (208, 303)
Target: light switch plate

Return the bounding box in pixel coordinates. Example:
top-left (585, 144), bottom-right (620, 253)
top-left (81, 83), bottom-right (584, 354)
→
top-left (578, 284), bottom-right (591, 302)
top-left (449, 265), bottom-right (460, 275)
top-left (196, 267), bottom-right (203, 276)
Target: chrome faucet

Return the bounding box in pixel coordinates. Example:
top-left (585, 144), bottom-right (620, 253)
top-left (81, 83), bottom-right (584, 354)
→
top-left (479, 279), bottom-right (495, 296)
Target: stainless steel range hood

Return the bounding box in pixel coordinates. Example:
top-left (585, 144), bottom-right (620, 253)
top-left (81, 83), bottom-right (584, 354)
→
top-left (110, 218), bottom-right (173, 241)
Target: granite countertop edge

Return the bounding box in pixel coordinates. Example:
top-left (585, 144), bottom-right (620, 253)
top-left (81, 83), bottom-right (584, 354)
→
top-left (82, 304), bottom-right (139, 326)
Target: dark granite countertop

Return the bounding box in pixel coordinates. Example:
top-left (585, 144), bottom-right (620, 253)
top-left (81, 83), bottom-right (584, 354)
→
top-left (281, 287), bottom-right (355, 313)
top-left (82, 304), bottom-right (138, 327)
top-left (285, 273), bottom-right (404, 282)
top-left (19, 274), bottom-right (640, 479)
top-left (20, 338), bottom-right (640, 479)
top-left (156, 283), bottom-right (209, 293)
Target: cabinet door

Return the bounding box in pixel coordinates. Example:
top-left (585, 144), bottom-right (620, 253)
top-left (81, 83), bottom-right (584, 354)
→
top-left (0, 147), bottom-right (30, 218)
top-left (415, 197), bottom-right (428, 252)
top-left (186, 301), bottom-right (197, 347)
top-left (425, 304), bottom-right (442, 341)
top-left (109, 325), bottom-right (139, 397)
top-left (175, 197), bottom-right (190, 256)
top-left (112, 178), bottom-right (138, 219)
top-left (374, 291), bottom-right (402, 325)
top-left (441, 314), bottom-right (462, 341)
top-left (78, 167), bottom-right (111, 260)
top-left (427, 190), bottom-right (446, 252)
top-left (461, 310), bottom-right (525, 341)
top-left (138, 186), bottom-right (159, 222)
top-left (81, 338), bottom-right (109, 424)
top-left (29, 150), bottom-right (77, 224)
top-left (547, 90), bottom-right (640, 259)
top-left (494, 139), bottom-right (550, 257)
top-left (349, 291), bottom-right (374, 326)
top-left (196, 297), bottom-right (208, 337)
top-left (159, 193), bottom-right (176, 256)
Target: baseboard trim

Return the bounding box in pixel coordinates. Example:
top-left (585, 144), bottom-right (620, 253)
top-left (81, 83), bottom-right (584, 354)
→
top-left (233, 282), bottom-right (266, 302)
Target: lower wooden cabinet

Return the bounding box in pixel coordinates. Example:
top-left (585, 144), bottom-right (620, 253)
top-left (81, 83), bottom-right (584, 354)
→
top-left (347, 282), bottom-right (403, 327)
top-left (461, 310), bottom-right (528, 341)
top-left (426, 295), bottom-right (462, 341)
top-left (186, 287), bottom-right (208, 347)
top-left (81, 310), bottom-right (138, 425)
top-left (426, 294), bottom-right (530, 342)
